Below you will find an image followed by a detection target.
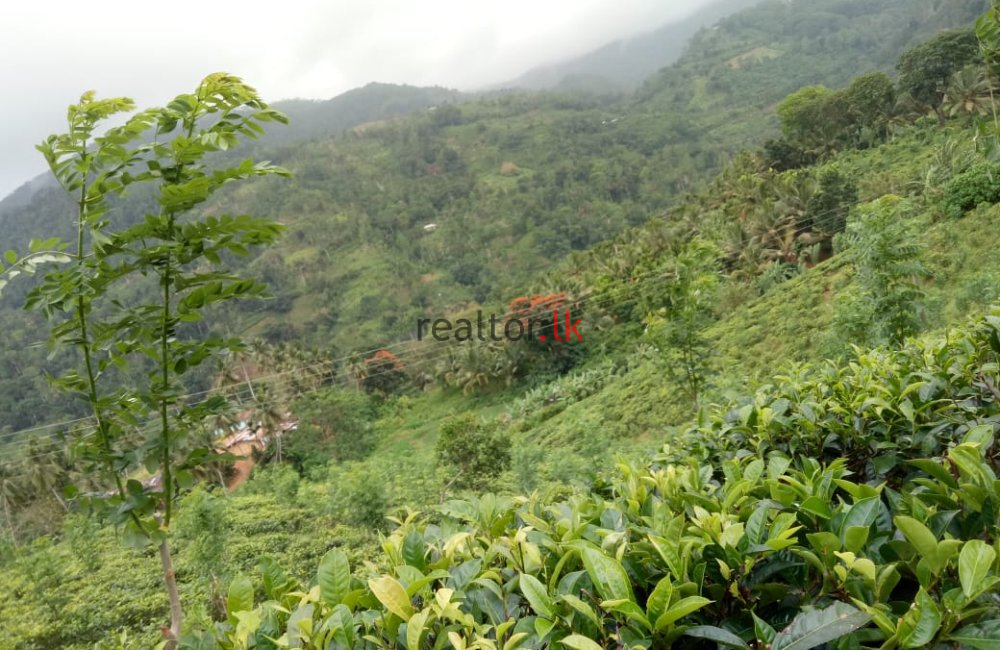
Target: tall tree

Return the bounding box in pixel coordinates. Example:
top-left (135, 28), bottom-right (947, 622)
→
top-left (777, 86), bottom-right (842, 153)
top-left (16, 75), bottom-right (289, 647)
top-left (842, 72), bottom-right (897, 145)
top-left (834, 196), bottom-right (927, 348)
top-left (897, 29), bottom-right (981, 124)
top-left (644, 239), bottom-right (721, 408)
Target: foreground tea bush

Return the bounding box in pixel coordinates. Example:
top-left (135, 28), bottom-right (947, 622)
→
top-left (192, 312), bottom-right (1000, 649)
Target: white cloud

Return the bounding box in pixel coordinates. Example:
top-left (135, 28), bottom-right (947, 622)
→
top-left (0, 0), bottom-right (712, 197)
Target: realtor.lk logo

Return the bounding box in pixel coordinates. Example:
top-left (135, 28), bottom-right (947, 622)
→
top-left (417, 309), bottom-right (583, 342)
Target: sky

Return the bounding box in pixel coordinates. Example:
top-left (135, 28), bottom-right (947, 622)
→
top-left (0, 0), bottom-right (714, 199)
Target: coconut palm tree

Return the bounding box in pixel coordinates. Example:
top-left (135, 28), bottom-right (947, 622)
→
top-left (23, 438), bottom-right (69, 512)
top-left (943, 66), bottom-right (995, 117)
top-left (252, 385), bottom-right (288, 464)
top-left (0, 459), bottom-right (26, 548)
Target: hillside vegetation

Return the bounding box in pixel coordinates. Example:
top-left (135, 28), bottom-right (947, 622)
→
top-left (1, 0), bottom-right (1000, 648)
top-left (0, 0), bottom-right (986, 433)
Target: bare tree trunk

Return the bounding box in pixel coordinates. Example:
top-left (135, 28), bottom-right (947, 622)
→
top-left (1, 497), bottom-right (18, 549)
top-left (933, 105), bottom-right (946, 126)
top-left (241, 361), bottom-right (256, 402)
top-left (159, 539), bottom-right (183, 648)
top-left (439, 471), bottom-right (463, 504)
top-left (51, 487), bottom-right (69, 512)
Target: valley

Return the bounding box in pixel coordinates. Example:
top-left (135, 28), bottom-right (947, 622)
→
top-left (1, 0), bottom-right (999, 648)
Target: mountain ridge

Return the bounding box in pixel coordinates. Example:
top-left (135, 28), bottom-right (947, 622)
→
top-left (497, 0), bottom-right (765, 92)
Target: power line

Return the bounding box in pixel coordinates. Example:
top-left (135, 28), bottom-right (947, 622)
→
top-left (0, 263), bottom-right (689, 458)
top-left (0, 231), bottom-right (836, 454)
top-left (0, 204), bottom-right (851, 459)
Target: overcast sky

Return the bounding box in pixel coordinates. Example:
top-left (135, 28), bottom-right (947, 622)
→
top-left (0, 0), bottom-right (714, 199)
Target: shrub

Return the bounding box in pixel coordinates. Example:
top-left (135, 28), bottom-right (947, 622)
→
top-left (435, 414), bottom-right (511, 489)
top-left (240, 464), bottom-right (300, 501)
top-left (285, 388), bottom-right (378, 476)
top-left (173, 488), bottom-right (227, 581)
top-left (942, 162), bottom-right (1000, 218)
top-left (834, 196), bottom-right (927, 347)
top-left (327, 462), bottom-right (388, 530)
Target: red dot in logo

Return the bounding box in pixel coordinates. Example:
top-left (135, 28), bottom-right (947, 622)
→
top-left (539, 335), bottom-right (547, 341)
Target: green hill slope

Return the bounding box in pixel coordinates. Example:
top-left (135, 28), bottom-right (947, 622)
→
top-left (4, 3), bottom-right (1000, 645)
top-left (0, 0), bottom-right (984, 435)
top-left (4, 113), bottom-right (1000, 645)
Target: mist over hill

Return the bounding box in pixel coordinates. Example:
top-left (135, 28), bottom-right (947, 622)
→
top-left (265, 83), bottom-right (465, 146)
top-left (3, 1), bottom-right (1000, 645)
top-left (500, 0), bottom-right (764, 92)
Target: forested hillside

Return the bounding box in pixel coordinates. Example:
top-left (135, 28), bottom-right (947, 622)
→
top-left (2, 0), bottom-right (1000, 648)
top-left (0, 0), bottom-right (985, 433)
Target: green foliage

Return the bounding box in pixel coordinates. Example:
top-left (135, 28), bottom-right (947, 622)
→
top-left (644, 240), bottom-right (722, 407)
top-left (687, 308), bottom-right (1000, 473)
top-left (943, 65), bottom-right (995, 119)
top-left (778, 86), bottom-right (848, 154)
top-left (327, 462), bottom-right (389, 530)
top-left (775, 73), bottom-right (895, 157)
top-left (24, 73), bottom-right (289, 540)
top-left (842, 72), bottom-right (897, 145)
top-left (897, 29), bottom-right (981, 122)
top-left (10, 74), bottom-right (291, 643)
top-left (834, 197), bottom-right (927, 347)
top-left (973, 3), bottom-right (1000, 158)
top-left (807, 165), bottom-right (858, 236)
top-left (508, 360), bottom-right (627, 422)
top-left (64, 512), bottom-right (101, 572)
top-left (435, 414), bottom-right (511, 490)
top-left (0, 483), bottom-right (369, 649)
top-left (6, 4), bottom-right (1000, 648)
top-left (763, 138), bottom-right (816, 172)
top-left (174, 487), bottom-right (228, 581)
top-left (942, 161), bottom-right (1000, 217)
top-left (0, 239), bottom-right (71, 300)
top-left (207, 311), bottom-right (1000, 649)
top-left (240, 464), bottom-right (301, 502)
top-left (977, 0), bottom-right (1000, 68)
top-left (281, 388), bottom-right (379, 476)
top-left (0, 0), bottom-right (985, 433)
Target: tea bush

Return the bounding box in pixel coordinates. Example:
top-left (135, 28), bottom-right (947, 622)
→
top-left (942, 162), bottom-right (1000, 218)
top-left (198, 311), bottom-right (1000, 649)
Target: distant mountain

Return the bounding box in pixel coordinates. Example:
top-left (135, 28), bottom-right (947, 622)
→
top-left (0, 175), bottom-right (56, 222)
top-left (500, 0), bottom-right (765, 92)
top-left (0, 82), bottom-right (461, 211)
top-left (265, 82), bottom-right (464, 145)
